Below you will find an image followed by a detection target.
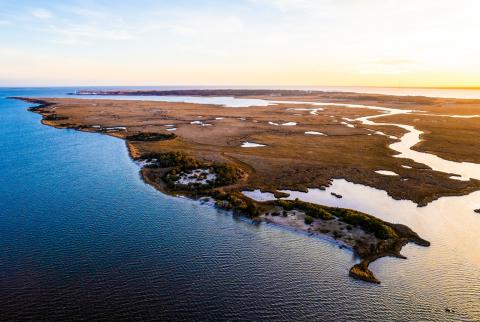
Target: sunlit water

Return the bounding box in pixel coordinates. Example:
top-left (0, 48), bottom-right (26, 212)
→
top-left (74, 94), bottom-right (273, 108)
top-left (245, 180), bottom-right (480, 321)
top-left (354, 107), bottom-right (480, 181)
top-left (278, 100), bottom-right (480, 180)
top-left (1, 88), bottom-right (479, 321)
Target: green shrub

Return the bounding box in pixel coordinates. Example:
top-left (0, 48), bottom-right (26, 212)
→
top-left (212, 164), bottom-right (243, 186)
top-left (334, 209), bottom-right (397, 240)
top-left (304, 215), bottom-right (314, 225)
top-left (275, 200), bottom-right (294, 211)
top-left (273, 200), bottom-right (397, 240)
top-left (143, 151), bottom-right (199, 169)
top-left (275, 200), bottom-right (333, 220)
top-left (212, 192), bottom-right (258, 217)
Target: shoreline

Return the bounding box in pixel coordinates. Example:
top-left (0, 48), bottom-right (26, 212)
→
top-left (13, 96), bottom-right (434, 284)
top-left (13, 95), bottom-right (480, 205)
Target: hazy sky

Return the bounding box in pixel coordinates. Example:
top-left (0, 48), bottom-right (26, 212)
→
top-left (1, 0), bottom-right (479, 87)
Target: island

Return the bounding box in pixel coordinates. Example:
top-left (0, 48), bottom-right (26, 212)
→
top-left (15, 88), bottom-right (480, 283)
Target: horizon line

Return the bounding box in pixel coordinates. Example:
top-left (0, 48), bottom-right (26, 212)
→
top-left (1, 85), bottom-right (480, 90)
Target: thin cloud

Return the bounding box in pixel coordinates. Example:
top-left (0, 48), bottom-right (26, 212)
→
top-left (31, 8), bottom-right (53, 19)
top-left (45, 23), bottom-right (136, 45)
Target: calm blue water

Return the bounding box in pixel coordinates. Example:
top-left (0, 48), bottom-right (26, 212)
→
top-left (0, 88), bottom-right (477, 321)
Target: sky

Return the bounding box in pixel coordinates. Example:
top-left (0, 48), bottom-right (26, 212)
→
top-left (0, 0), bottom-right (479, 87)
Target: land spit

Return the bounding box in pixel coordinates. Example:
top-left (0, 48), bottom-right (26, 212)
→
top-left (15, 88), bottom-right (480, 282)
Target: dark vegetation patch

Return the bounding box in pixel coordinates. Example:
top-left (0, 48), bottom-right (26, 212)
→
top-left (140, 151), bottom-right (254, 216)
top-left (274, 199), bottom-right (396, 239)
top-left (43, 113), bottom-right (68, 121)
top-left (304, 215), bottom-right (314, 225)
top-left (140, 151), bottom-right (244, 192)
top-left (212, 191), bottom-right (259, 217)
top-left (126, 132), bottom-right (176, 141)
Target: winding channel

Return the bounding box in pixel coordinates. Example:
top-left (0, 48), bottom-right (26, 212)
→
top-left (274, 100), bottom-right (480, 180)
top-left (245, 99), bottom-right (480, 269)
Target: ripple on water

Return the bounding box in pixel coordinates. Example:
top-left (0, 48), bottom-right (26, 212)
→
top-left (244, 179), bottom-right (480, 319)
top-left (2, 90), bottom-right (480, 321)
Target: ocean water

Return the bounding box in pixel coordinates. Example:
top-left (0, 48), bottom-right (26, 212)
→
top-left (0, 88), bottom-right (479, 321)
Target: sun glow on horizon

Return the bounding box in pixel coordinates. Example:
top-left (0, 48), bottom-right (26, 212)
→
top-left (0, 0), bottom-right (479, 87)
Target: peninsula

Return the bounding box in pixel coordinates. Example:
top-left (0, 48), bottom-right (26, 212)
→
top-left (16, 88), bottom-right (480, 283)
